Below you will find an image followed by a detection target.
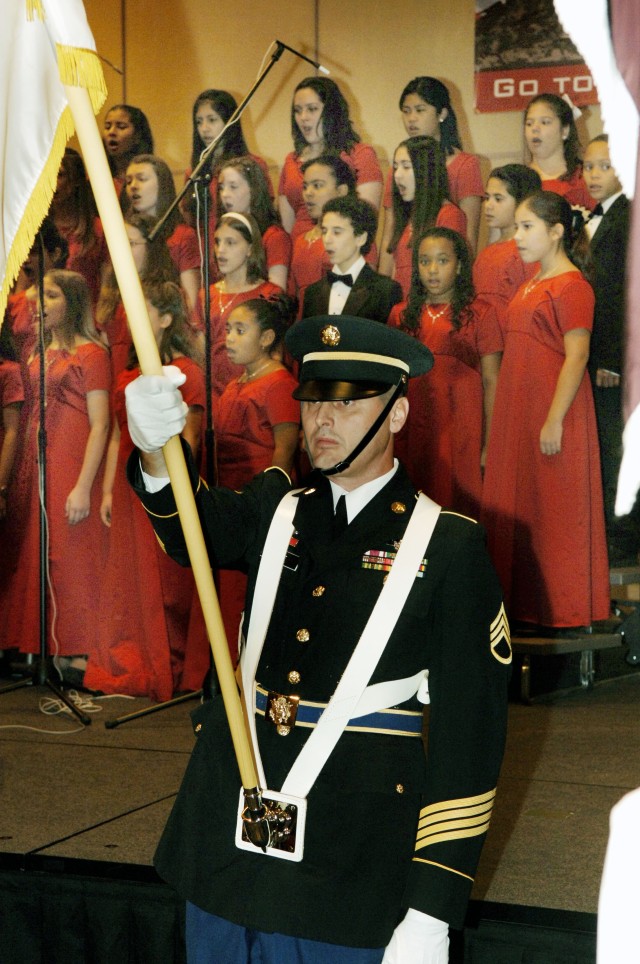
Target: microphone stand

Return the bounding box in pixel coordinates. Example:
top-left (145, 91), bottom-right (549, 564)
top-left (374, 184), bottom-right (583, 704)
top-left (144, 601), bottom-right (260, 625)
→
top-left (0, 238), bottom-right (91, 725)
top-left (198, 173), bottom-right (215, 484)
top-left (106, 40), bottom-right (290, 729)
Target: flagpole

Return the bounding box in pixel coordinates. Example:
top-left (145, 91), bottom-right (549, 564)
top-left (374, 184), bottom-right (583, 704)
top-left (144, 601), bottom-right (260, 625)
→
top-left (63, 83), bottom-right (259, 789)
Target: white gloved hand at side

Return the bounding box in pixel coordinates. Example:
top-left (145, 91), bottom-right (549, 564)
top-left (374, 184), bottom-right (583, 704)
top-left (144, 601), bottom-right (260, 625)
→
top-left (382, 909), bottom-right (449, 964)
top-left (125, 365), bottom-right (188, 453)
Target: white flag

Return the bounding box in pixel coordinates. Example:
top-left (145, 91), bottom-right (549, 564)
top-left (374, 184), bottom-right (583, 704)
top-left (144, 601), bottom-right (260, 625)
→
top-left (0, 0), bottom-right (106, 320)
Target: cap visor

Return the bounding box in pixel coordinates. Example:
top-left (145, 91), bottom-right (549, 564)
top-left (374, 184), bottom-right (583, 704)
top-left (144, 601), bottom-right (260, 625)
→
top-left (292, 379), bottom-right (391, 401)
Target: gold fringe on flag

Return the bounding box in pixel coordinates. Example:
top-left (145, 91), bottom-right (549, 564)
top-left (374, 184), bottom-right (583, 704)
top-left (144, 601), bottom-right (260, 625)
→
top-left (56, 45), bottom-right (107, 113)
top-left (0, 107), bottom-right (74, 323)
top-left (26, 0), bottom-right (45, 21)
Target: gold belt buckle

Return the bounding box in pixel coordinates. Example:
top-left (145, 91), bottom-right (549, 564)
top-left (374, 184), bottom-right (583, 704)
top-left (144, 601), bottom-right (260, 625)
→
top-left (266, 691), bottom-right (300, 735)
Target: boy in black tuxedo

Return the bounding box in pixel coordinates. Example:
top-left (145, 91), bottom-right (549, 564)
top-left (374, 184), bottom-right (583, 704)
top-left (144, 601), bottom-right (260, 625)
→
top-left (584, 134), bottom-right (639, 565)
top-left (302, 195), bottom-right (403, 323)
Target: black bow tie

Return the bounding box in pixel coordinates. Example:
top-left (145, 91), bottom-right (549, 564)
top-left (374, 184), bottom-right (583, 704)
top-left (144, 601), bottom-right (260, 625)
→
top-left (327, 270), bottom-right (353, 287)
top-left (589, 203), bottom-right (604, 219)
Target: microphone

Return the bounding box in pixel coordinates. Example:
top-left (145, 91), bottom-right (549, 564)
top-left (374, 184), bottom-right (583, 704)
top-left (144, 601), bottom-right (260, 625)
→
top-left (275, 40), bottom-right (330, 75)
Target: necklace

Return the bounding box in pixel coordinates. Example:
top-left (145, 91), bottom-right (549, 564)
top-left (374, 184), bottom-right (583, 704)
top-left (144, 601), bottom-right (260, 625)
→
top-left (217, 288), bottom-right (241, 318)
top-left (425, 304), bottom-right (450, 323)
top-left (523, 273), bottom-right (547, 297)
top-left (242, 359), bottom-right (274, 382)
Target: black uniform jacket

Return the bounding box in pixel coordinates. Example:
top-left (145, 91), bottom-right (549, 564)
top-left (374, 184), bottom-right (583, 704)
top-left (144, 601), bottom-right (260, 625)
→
top-left (130, 454), bottom-right (510, 947)
top-left (302, 264), bottom-right (403, 324)
top-left (588, 194), bottom-right (630, 376)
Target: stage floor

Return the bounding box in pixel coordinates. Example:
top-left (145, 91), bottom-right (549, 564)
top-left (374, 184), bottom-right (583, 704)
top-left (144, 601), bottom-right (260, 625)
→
top-left (0, 667), bottom-right (638, 961)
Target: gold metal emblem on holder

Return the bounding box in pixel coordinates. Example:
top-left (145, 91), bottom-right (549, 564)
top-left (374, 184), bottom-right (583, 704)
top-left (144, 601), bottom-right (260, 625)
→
top-left (266, 691), bottom-right (300, 736)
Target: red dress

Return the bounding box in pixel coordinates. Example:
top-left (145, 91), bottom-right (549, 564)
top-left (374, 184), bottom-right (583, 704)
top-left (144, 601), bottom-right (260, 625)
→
top-left (288, 234), bottom-right (330, 310)
top-left (100, 300), bottom-right (131, 382)
top-left (0, 343), bottom-right (111, 656)
top-left (279, 143), bottom-right (382, 241)
top-left (0, 360), bottom-right (24, 462)
top-left (6, 290), bottom-right (37, 379)
top-left (209, 367), bottom-right (300, 656)
top-left (539, 168), bottom-right (595, 209)
top-left (62, 217), bottom-right (110, 307)
top-left (389, 301), bottom-right (502, 518)
top-left (472, 238), bottom-right (537, 335)
top-left (85, 356), bottom-right (207, 699)
top-left (0, 360), bottom-right (25, 597)
top-left (262, 224), bottom-right (292, 274)
top-left (167, 222), bottom-right (201, 274)
top-left (392, 202), bottom-right (467, 298)
top-left (482, 272), bottom-right (609, 628)
top-left (197, 281), bottom-right (282, 401)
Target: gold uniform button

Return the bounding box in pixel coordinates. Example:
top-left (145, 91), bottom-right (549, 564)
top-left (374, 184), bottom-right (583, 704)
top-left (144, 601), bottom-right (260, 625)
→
top-left (391, 501), bottom-right (406, 514)
top-left (396, 784), bottom-right (404, 794)
top-left (277, 725), bottom-right (291, 736)
top-left (296, 628), bottom-right (310, 643)
top-left (288, 670), bottom-right (301, 684)
top-left (312, 585), bottom-right (325, 597)
top-left (195, 723), bottom-right (202, 733)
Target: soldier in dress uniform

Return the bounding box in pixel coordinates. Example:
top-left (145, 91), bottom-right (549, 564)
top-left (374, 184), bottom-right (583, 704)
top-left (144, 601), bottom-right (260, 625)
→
top-left (125, 315), bottom-right (511, 964)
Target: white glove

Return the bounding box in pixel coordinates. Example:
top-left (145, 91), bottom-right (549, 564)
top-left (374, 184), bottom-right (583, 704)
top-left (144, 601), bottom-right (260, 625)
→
top-left (125, 366), bottom-right (188, 453)
top-left (382, 909), bottom-right (449, 964)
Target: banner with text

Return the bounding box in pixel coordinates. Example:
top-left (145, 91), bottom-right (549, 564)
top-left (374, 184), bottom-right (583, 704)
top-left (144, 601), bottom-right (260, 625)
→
top-left (474, 0), bottom-right (599, 113)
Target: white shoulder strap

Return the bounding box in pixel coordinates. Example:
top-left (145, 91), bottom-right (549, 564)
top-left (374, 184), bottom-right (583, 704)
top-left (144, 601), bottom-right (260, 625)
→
top-left (241, 489), bottom-right (302, 788)
top-left (282, 493), bottom-right (440, 797)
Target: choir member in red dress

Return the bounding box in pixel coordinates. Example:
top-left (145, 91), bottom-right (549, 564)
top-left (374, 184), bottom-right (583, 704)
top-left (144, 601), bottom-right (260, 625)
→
top-left (123, 154), bottom-right (201, 313)
top-left (473, 164), bottom-right (541, 334)
top-left (102, 104), bottom-right (153, 198)
top-left (0, 271), bottom-right (111, 683)
top-left (4, 219), bottom-right (68, 383)
top-left (524, 94), bottom-right (594, 210)
top-left (2, 223), bottom-right (69, 597)
top-left (96, 213), bottom-right (179, 382)
top-left (287, 155), bottom-right (357, 311)
top-left (0, 326), bottom-right (23, 523)
top-left (50, 149), bottom-right (110, 307)
top-left (217, 156), bottom-right (291, 291)
top-left (278, 76), bottom-right (382, 241)
top-left (381, 77), bottom-right (485, 256)
top-left (86, 281), bottom-right (205, 698)
top-left (197, 213), bottom-right (281, 402)
top-left (482, 191), bottom-right (609, 631)
top-left (382, 136), bottom-right (466, 298)
top-left (0, 326), bottom-right (24, 616)
top-left (182, 90), bottom-right (272, 261)
top-left (390, 227), bottom-right (502, 519)
top-left (213, 295), bottom-right (299, 656)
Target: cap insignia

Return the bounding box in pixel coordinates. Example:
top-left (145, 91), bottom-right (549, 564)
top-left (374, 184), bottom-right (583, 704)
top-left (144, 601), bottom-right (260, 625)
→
top-left (320, 324), bottom-right (341, 347)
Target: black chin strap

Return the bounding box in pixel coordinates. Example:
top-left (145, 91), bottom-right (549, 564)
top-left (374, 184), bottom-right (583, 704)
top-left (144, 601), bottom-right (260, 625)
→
top-left (320, 381), bottom-right (404, 477)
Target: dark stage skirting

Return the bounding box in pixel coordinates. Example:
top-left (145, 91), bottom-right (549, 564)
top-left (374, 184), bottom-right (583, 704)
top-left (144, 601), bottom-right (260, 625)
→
top-left (0, 656), bottom-right (638, 963)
